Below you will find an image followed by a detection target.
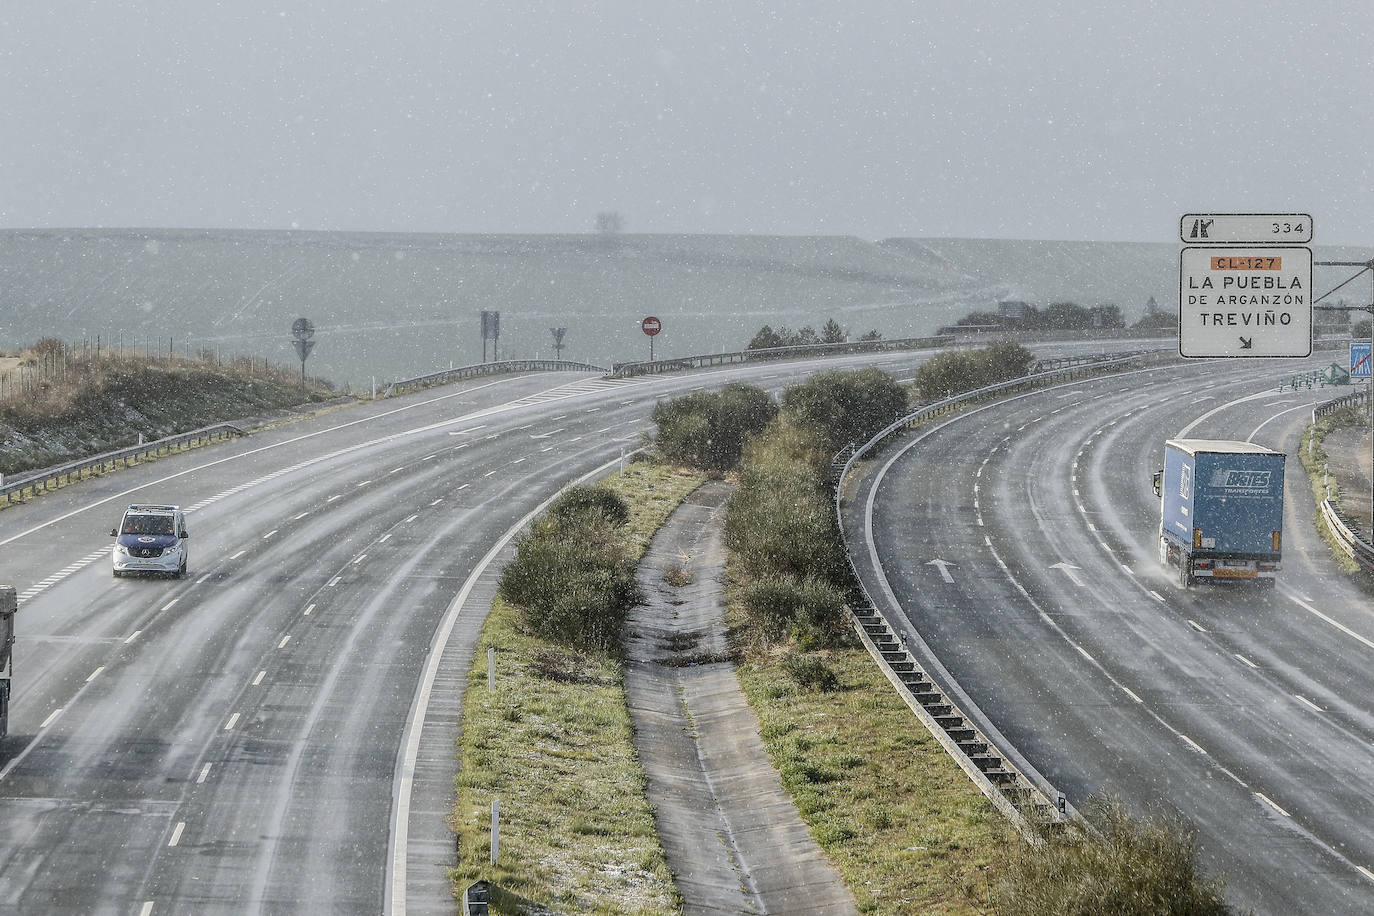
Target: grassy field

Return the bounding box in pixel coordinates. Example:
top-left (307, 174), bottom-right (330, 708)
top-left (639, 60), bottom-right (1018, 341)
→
top-left (1, 227), bottom-right (1285, 388)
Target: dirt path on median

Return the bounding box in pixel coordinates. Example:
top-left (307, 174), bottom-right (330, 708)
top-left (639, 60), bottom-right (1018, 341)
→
top-left (624, 481), bottom-right (857, 916)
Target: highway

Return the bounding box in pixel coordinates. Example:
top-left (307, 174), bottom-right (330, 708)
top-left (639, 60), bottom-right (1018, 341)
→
top-left (0, 350), bottom-right (936, 915)
top-left (842, 357), bottom-right (1374, 914)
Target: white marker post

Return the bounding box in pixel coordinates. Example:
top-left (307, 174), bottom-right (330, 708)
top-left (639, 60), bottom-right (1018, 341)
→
top-left (490, 799), bottom-right (500, 866)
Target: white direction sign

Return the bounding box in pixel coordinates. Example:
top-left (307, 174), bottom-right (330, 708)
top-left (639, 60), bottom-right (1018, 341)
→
top-left (1179, 247), bottom-right (1312, 358)
top-left (1180, 213), bottom-right (1312, 245)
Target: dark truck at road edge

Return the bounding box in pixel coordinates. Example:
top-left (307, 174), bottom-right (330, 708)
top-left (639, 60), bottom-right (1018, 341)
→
top-left (1154, 439), bottom-right (1285, 588)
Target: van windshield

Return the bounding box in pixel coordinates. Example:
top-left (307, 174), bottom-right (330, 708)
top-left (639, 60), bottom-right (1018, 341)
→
top-left (123, 516), bottom-right (175, 536)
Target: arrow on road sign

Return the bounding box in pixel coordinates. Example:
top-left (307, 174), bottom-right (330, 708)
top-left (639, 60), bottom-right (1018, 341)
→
top-left (1050, 562), bottom-right (1085, 587)
top-left (927, 559), bottom-right (956, 584)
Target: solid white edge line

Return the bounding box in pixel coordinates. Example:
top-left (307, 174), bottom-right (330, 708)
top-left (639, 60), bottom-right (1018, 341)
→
top-left (1296, 695), bottom-right (1323, 713)
top-left (1285, 591), bottom-right (1374, 652)
top-left (1256, 792), bottom-right (1290, 817)
top-left (1358, 865), bottom-right (1374, 883)
top-left (387, 450), bottom-right (634, 916)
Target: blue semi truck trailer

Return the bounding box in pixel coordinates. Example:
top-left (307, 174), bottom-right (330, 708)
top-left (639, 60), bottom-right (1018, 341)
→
top-left (1154, 439), bottom-right (1285, 588)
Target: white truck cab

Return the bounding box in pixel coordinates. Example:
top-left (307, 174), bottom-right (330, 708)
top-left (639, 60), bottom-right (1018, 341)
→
top-left (112, 505), bottom-right (189, 578)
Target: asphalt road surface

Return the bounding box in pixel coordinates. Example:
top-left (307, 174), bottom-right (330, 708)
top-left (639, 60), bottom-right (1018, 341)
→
top-left (0, 347), bottom-right (965, 915)
top-left (843, 356), bottom-right (1374, 915)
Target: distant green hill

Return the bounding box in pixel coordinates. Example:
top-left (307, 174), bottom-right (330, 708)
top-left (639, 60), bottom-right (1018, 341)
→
top-left (2, 229), bottom-right (1364, 387)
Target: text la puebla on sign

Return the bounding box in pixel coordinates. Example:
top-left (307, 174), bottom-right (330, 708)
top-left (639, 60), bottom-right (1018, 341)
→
top-left (1178, 246), bottom-right (1312, 358)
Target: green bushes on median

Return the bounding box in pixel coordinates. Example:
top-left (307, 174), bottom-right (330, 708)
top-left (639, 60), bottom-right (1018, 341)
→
top-left (497, 485), bottom-right (640, 653)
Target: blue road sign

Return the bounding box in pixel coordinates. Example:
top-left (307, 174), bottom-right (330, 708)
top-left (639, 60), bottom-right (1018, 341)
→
top-left (1352, 342), bottom-right (1372, 379)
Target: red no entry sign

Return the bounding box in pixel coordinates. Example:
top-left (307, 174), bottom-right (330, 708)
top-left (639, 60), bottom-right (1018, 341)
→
top-left (641, 316), bottom-right (662, 336)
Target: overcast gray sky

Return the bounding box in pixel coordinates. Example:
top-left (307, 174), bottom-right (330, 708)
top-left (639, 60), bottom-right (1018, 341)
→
top-left (3, 1), bottom-right (1372, 244)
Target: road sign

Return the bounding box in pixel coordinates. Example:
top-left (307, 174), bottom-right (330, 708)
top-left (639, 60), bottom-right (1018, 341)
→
top-left (1179, 247), bottom-right (1312, 358)
top-left (291, 317), bottom-right (315, 340)
top-left (641, 316), bottom-right (662, 336)
top-left (1180, 213), bottom-right (1312, 245)
top-left (1352, 342), bottom-right (1373, 379)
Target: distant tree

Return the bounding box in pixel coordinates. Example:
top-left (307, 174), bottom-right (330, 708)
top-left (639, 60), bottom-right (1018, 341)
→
top-left (821, 319), bottom-right (847, 344)
top-left (1133, 311), bottom-right (1179, 330)
top-left (1045, 301), bottom-right (1092, 330)
top-left (1353, 318), bottom-right (1372, 339)
top-left (594, 211), bottom-right (624, 235)
top-left (859, 329), bottom-right (883, 341)
top-left (795, 326), bottom-right (820, 346)
top-left (747, 325), bottom-right (784, 350)
top-left (1089, 304), bottom-right (1126, 329)
top-left (956, 310), bottom-right (1004, 327)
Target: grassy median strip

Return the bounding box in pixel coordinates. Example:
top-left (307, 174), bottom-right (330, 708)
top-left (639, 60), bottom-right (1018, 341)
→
top-left (450, 459), bottom-right (705, 915)
top-left (736, 646), bottom-right (1016, 913)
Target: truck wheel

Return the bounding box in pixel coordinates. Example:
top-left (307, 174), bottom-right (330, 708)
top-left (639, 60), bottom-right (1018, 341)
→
top-left (1178, 562), bottom-right (1193, 589)
top-left (1158, 537), bottom-right (1169, 567)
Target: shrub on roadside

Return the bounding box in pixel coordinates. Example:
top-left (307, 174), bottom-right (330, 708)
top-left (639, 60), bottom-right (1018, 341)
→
top-left (724, 420), bottom-right (848, 588)
top-left (913, 340), bottom-right (1035, 402)
top-left (544, 484), bottom-right (631, 530)
top-left (499, 507), bottom-right (640, 652)
top-left (651, 383), bottom-right (777, 471)
top-left (781, 367), bottom-right (908, 453)
top-left (997, 795), bottom-right (1235, 916)
top-left (741, 576), bottom-right (847, 643)
top-left (780, 651), bottom-right (841, 692)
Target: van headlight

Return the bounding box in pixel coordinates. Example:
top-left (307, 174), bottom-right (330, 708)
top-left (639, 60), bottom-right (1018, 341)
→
top-left (115, 544), bottom-right (131, 556)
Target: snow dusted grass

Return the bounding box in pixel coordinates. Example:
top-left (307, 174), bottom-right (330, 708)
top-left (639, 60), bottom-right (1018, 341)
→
top-left (450, 460), bottom-right (705, 915)
top-left (735, 636), bottom-right (1017, 914)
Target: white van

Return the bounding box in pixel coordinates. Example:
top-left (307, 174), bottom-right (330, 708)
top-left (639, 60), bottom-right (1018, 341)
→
top-left (111, 505), bottom-right (189, 578)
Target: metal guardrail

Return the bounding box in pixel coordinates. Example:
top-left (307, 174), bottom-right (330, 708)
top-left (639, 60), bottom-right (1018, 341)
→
top-left (1321, 500), bottom-right (1374, 572)
top-left (828, 351), bottom-right (1148, 833)
top-left (1312, 382), bottom-right (1373, 568)
top-left (610, 335), bottom-right (955, 378)
top-left (2, 423), bottom-right (244, 506)
top-left (1313, 384), bottom-right (1371, 420)
top-left (382, 359), bottom-right (609, 398)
